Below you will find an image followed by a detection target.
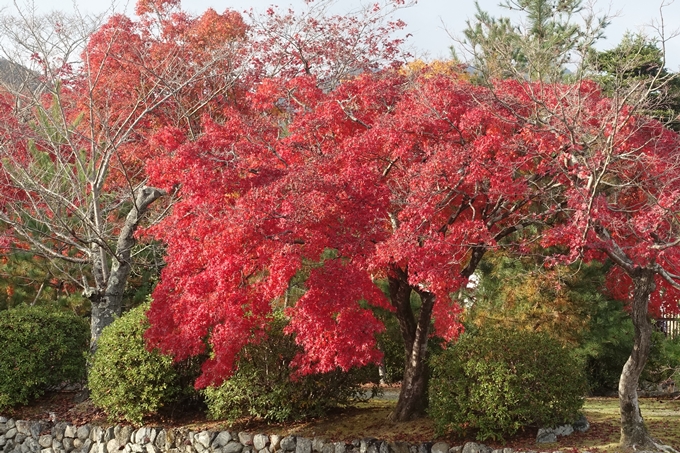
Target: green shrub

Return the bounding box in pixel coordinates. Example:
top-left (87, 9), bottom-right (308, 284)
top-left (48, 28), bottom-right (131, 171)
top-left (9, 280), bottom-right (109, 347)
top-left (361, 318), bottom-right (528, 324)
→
top-left (429, 326), bottom-right (587, 441)
top-left (89, 303), bottom-right (198, 424)
top-left (572, 298), bottom-right (634, 395)
top-left (0, 305), bottom-right (88, 410)
top-left (643, 330), bottom-right (680, 388)
top-left (204, 315), bottom-right (377, 423)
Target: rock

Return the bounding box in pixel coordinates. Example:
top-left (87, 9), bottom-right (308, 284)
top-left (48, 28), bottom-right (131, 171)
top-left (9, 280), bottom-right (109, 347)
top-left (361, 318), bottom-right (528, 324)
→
top-left (39, 437), bottom-right (54, 448)
top-left (310, 439), bottom-right (325, 453)
top-left (76, 428), bottom-right (90, 442)
top-left (16, 422), bottom-right (31, 436)
top-left (62, 438), bottom-right (74, 452)
top-left (223, 442), bottom-right (243, 453)
top-left (194, 432), bottom-right (212, 450)
top-left (536, 429), bottom-right (557, 444)
top-left (0, 438), bottom-right (5, 448)
top-left (536, 422), bottom-right (577, 444)
top-left (146, 446), bottom-right (158, 453)
top-left (431, 443), bottom-right (448, 453)
top-left (253, 435), bottom-right (268, 452)
top-left (51, 441), bottom-right (62, 452)
top-left (52, 425), bottom-right (67, 442)
top-left (153, 431), bottom-right (166, 451)
top-left (388, 443), bottom-right (409, 453)
top-left (572, 416), bottom-right (590, 433)
top-left (359, 440), bottom-right (373, 453)
top-left (417, 444), bottom-right (431, 453)
top-left (269, 436), bottom-right (281, 453)
top-left (0, 418), bottom-right (6, 424)
top-left (296, 438), bottom-right (312, 453)
top-left (81, 440), bottom-right (92, 453)
top-left (6, 429), bottom-right (17, 439)
top-left (29, 424), bottom-right (40, 440)
top-left (89, 442), bottom-right (106, 453)
top-left (147, 431), bottom-right (157, 447)
top-left (238, 434), bottom-right (253, 447)
top-left (41, 449), bottom-right (54, 453)
top-left (211, 433), bottom-right (232, 450)
top-left (103, 429), bottom-right (114, 444)
top-left (502, 449), bottom-right (513, 453)
top-left (23, 438), bottom-right (41, 453)
top-left (280, 438), bottom-right (296, 452)
top-left (16, 435), bottom-right (27, 444)
top-left (461, 444), bottom-right (491, 453)
top-left (131, 432), bottom-right (142, 446)
top-left (64, 428), bottom-right (77, 440)
top-left (106, 439), bottom-right (119, 453)
top-left (322, 444), bottom-right (334, 453)
top-left (553, 425), bottom-right (574, 437)
top-left (89, 429), bottom-right (102, 445)
top-left (114, 428), bottom-right (132, 447)
top-left (334, 444), bottom-right (346, 453)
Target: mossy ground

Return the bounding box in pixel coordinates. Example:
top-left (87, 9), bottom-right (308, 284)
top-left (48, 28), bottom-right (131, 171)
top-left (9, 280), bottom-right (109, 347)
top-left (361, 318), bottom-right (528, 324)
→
top-left (225, 397), bottom-right (680, 453)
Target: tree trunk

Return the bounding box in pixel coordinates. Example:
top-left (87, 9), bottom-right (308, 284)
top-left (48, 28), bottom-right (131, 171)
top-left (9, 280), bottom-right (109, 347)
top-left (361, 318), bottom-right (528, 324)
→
top-left (387, 269), bottom-right (435, 421)
top-left (619, 267), bottom-right (656, 449)
top-left (89, 186), bottom-right (164, 351)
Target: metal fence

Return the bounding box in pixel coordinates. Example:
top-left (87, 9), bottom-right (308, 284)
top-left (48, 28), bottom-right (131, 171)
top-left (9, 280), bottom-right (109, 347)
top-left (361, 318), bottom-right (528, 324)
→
top-left (655, 317), bottom-right (680, 339)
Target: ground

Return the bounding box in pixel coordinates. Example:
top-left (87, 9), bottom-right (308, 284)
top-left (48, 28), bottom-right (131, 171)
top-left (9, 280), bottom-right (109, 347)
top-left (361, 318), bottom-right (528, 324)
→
top-left (4, 390), bottom-right (680, 452)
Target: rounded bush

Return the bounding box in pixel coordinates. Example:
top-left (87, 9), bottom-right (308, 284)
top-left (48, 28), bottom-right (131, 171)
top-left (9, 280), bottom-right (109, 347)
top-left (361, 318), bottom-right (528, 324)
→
top-left (89, 303), bottom-right (194, 424)
top-left (0, 305), bottom-right (89, 410)
top-left (429, 326), bottom-right (587, 441)
top-left (204, 315), bottom-right (377, 423)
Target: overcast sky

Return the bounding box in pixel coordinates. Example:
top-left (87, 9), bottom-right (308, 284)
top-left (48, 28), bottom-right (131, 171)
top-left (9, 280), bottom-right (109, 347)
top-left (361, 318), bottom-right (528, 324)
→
top-left (11, 0), bottom-right (680, 69)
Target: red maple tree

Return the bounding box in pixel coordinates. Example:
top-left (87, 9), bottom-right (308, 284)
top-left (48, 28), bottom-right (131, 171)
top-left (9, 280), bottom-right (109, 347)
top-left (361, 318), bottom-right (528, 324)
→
top-left (492, 78), bottom-right (680, 448)
top-left (145, 67), bottom-right (563, 421)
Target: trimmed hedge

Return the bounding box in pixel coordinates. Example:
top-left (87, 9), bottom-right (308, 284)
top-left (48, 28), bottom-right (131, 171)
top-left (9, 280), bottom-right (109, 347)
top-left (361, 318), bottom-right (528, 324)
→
top-left (0, 305), bottom-right (89, 410)
top-left (88, 303), bottom-right (198, 424)
top-left (429, 326), bottom-right (587, 441)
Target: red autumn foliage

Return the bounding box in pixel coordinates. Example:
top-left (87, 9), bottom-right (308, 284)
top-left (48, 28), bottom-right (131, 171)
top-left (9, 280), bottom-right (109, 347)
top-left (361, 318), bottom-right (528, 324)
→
top-left (145, 68), bottom-right (566, 388)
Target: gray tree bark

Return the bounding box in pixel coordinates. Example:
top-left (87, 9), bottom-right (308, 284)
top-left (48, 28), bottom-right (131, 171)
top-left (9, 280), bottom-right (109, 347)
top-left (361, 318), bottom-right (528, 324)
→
top-left (88, 186), bottom-right (164, 351)
top-left (618, 267), bottom-right (656, 448)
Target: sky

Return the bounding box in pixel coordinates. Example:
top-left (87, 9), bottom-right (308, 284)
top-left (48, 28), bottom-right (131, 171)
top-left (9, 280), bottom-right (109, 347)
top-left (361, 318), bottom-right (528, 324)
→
top-left (10, 0), bottom-right (680, 69)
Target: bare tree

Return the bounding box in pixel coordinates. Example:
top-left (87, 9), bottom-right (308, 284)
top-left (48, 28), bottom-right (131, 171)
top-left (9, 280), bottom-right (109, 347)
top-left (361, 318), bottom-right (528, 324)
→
top-left (0, 1), bottom-right (247, 349)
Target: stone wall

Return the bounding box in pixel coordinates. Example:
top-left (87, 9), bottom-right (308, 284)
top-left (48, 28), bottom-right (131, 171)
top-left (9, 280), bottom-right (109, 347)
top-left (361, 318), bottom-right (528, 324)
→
top-left (0, 417), bottom-right (588, 453)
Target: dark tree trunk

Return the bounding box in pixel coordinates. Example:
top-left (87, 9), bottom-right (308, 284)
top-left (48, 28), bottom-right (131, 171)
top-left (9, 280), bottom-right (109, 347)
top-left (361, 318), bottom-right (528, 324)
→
top-left (387, 268), bottom-right (435, 421)
top-left (619, 267), bottom-right (657, 449)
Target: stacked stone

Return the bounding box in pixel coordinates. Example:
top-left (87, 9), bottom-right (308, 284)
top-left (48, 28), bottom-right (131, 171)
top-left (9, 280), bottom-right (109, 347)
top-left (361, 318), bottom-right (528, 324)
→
top-left (0, 417), bottom-right (592, 453)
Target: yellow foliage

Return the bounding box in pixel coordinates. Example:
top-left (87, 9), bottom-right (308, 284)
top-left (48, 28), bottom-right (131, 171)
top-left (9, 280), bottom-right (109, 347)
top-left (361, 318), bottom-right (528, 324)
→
top-left (400, 59), bottom-right (469, 80)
